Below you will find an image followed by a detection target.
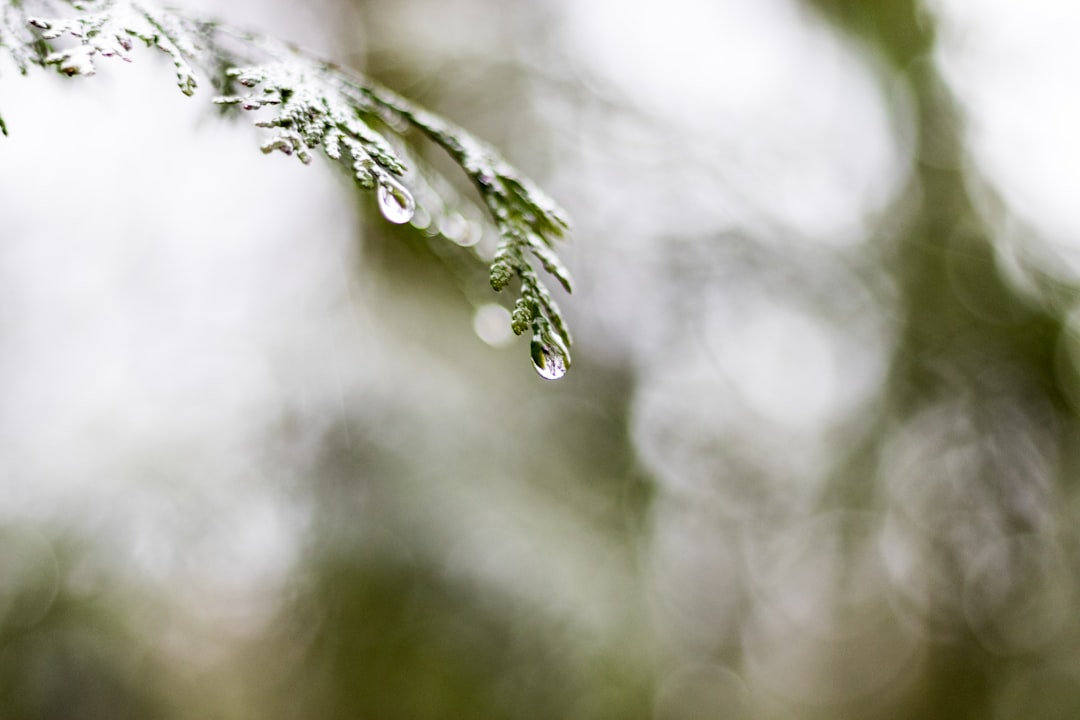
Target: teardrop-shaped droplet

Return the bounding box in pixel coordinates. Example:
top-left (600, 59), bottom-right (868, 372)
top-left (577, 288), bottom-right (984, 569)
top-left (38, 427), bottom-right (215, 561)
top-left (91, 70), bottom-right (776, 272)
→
top-left (530, 336), bottom-right (569, 380)
top-left (377, 179), bottom-right (415, 224)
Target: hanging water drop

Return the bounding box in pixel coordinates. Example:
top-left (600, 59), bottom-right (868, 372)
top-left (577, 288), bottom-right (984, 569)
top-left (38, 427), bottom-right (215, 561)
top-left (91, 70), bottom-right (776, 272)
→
top-left (377, 178), bottom-right (415, 224)
top-left (530, 335), bottom-right (569, 381)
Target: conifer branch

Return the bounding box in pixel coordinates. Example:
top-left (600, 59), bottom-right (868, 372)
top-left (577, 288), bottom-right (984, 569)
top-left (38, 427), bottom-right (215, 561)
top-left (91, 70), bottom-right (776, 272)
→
top-left (1, 0), bottom-right (574, 377)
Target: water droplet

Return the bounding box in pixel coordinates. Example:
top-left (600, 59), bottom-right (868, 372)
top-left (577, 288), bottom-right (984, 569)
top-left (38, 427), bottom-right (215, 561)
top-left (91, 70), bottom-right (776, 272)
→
top-left (377, 179), bottom-right (415, 224)
top-left (531, 335), bottom-right (569, 380)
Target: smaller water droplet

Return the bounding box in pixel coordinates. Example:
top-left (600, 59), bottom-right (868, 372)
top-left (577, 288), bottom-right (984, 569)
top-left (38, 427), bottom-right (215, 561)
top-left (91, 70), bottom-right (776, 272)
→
top-left (377, 179), bottom-right (415, 224)
top-left (530, 335), bottom-right (569, 380)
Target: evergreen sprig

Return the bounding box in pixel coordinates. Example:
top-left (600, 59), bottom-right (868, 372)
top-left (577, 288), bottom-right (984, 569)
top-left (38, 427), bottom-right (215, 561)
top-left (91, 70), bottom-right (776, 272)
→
top-left (25, 0), bottom-right (197, 92)
top-left (1, 0), bottom-right (574, 378)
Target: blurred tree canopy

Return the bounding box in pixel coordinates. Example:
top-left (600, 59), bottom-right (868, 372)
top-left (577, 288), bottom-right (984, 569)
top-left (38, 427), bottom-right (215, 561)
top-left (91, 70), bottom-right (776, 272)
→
top-left (3, 0), bottom-right (1080, 719)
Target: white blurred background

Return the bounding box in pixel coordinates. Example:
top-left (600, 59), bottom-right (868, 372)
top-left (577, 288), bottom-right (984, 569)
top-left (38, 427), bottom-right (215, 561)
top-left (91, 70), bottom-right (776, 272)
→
top-left (2, 1), bottom-right (1080, 719)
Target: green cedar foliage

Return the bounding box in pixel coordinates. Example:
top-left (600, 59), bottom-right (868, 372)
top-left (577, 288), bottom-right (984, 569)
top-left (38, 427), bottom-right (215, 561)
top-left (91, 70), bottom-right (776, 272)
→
top-left (1, 0), bottom-right (574, 377)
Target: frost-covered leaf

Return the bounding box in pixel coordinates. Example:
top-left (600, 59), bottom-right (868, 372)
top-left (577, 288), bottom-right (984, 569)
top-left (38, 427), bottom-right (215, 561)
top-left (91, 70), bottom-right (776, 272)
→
top-left (25, 0), bottom-right (198, 93)
top-left (2, 3), bottom-right (44, 74)
top-left (1, 2), bottom-right (50, 133)
top-left (213, 62), bottom-right (409, 200)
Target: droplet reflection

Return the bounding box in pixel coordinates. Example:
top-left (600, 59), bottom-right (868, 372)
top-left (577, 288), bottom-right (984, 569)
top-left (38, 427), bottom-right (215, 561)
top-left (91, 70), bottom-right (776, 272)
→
top-left (530, 335), bottom-right (569, 380)
top-left (376, 178), bottom-right (415, 224)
